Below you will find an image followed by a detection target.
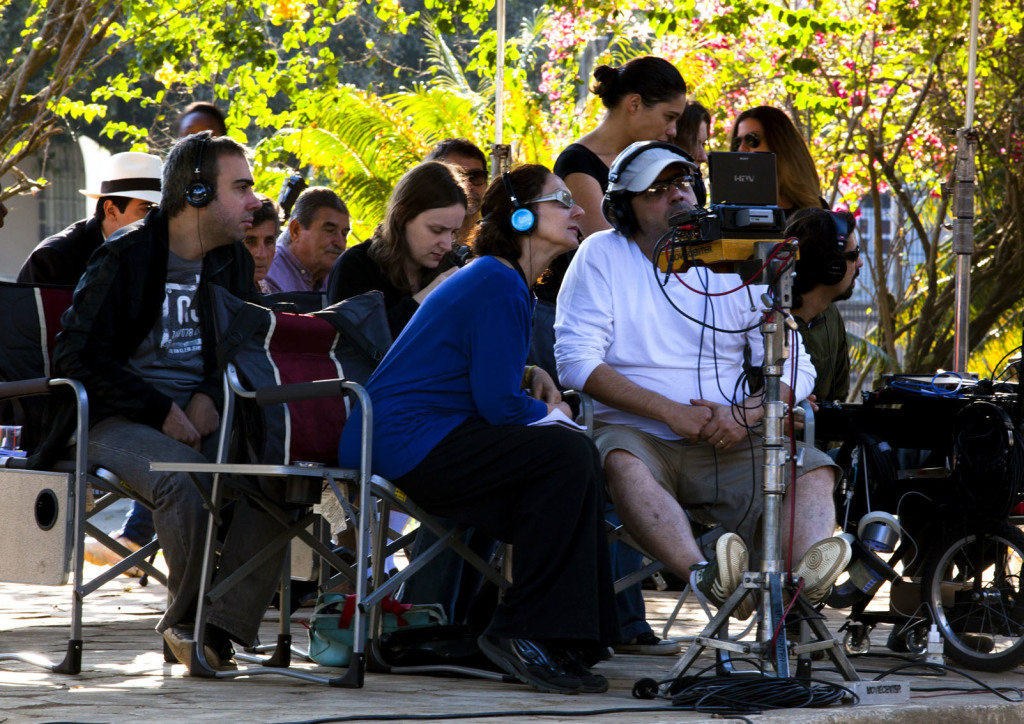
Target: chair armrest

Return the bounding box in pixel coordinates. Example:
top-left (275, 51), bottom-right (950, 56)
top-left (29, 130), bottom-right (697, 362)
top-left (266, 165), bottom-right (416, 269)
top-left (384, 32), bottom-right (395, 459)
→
top-left (561, 389), bottom-right (594, 435)
top-left (0, 377), bottom-right (51, 401)
top-left (254, 379), bottom-right (352, 408)
top-left (798, 398), bottom-right (815, 445)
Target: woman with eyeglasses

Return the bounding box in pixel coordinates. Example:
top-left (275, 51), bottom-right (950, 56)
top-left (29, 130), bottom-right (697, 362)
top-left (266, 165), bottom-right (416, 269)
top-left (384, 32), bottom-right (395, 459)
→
top-left (338, 165), bottom-right (618, 695)
top-left (327, 161), bottom-right (469, 337)
top-left (728, 106), bottom-right (825, 214)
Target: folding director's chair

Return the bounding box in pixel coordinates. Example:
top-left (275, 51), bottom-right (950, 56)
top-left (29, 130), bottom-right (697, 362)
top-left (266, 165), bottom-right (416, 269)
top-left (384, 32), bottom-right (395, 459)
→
top-left (150, 286), bottom-right (510, 685)
top-left (0, 281), bottom-right (166, 675)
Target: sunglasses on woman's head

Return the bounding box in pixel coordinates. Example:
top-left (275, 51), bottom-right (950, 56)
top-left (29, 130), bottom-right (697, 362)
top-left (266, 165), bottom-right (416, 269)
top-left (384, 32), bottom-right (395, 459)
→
top-left (527, 188), bottom-right (576, 209)
top-left (730, 132), bottom-right (762, 151)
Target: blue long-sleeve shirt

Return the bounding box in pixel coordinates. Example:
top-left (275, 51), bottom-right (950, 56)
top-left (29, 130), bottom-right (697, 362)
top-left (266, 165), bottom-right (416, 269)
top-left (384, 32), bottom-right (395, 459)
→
top-left (338, 256), bottom-right (547, 480)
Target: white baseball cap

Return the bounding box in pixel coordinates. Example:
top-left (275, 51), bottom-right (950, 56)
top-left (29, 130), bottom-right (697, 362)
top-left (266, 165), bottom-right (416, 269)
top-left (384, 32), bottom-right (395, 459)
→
top-left (80, 152), bottom-right (163, 205)
top-left (607, 142), bottom-right (697, 194)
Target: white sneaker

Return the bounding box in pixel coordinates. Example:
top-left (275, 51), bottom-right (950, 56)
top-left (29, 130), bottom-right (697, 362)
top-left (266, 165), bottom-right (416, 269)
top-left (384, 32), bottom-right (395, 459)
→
top-left (691, 532), bottom-right (754, 620)
top-left (793, 537), bottom-right (853, 606)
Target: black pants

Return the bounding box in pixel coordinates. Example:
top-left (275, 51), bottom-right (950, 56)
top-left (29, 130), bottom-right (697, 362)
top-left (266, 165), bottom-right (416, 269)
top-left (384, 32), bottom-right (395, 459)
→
top-left (394, 418), bottom-right (619, 646)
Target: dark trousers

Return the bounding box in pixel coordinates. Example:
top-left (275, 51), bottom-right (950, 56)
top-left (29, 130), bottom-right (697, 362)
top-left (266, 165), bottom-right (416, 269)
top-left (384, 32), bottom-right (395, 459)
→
top-left (394, 418), bottom-right (619, 646)
top-left (607, 506), bottom-right (655, 642)
top-left (402, 523), bottom-right (499, 625)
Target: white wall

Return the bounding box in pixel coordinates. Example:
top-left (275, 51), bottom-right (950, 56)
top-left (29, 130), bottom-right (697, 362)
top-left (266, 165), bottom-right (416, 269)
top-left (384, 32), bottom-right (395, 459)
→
top-left (0, 136), bottom-right (100, 282)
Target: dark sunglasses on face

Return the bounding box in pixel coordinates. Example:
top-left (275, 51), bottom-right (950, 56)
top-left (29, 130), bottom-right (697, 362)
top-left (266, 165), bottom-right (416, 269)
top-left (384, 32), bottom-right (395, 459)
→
top-left (730, 132), bottom-right (762, 151)
top-left (642, 174), bottom-right (694, 200)
top-left (527, 188), bottom-right (576, 209)
top-left (465, 170), bottom-right (488, 186)
top-left (842, 246), bottom-right (861, 262)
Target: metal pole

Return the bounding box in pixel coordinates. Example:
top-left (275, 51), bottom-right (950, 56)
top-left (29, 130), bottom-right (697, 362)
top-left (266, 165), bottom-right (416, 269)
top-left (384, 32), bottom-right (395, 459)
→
top-left (489, 0), bottom-right (509, 179)
top-left (951, 0), bottom-right (980, 372)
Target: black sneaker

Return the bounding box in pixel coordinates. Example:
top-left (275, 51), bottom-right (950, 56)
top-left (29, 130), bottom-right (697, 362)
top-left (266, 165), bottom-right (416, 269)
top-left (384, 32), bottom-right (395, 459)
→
top-left (477, 635), bottom-right (582, 694)
top-left (556, 649), bottom-right (609, 693)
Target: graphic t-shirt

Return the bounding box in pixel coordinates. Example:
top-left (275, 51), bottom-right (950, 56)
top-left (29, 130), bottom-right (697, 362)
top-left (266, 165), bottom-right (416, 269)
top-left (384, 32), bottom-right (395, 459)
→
top-left (126, 251), bottom-right (205, 407)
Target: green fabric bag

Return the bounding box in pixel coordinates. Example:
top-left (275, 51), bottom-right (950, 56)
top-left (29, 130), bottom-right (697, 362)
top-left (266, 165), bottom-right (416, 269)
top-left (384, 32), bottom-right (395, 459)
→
top-left (307, 592), bottom-right (447, 667)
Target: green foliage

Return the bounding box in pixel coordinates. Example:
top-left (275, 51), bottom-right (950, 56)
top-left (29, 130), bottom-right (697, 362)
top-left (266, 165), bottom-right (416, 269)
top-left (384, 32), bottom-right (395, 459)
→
top-left (5, 0), bottom-right (1024, 385)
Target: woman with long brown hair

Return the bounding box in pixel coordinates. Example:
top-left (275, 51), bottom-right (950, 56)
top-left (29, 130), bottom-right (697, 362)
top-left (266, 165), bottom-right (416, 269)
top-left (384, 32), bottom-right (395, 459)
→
top-left (329, 161), bottom-right (469, 336)
top-left (728, 105), bottom-right (824, 214)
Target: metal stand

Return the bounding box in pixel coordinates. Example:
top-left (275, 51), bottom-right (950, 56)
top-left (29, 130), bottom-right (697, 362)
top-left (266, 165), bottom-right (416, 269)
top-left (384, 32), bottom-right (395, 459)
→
top-left (661, 242), bottom-right (860, 690)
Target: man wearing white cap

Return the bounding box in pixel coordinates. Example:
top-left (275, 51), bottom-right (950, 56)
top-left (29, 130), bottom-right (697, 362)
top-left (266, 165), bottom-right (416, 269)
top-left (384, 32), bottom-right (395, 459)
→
top-left (17, 151), bottom-right (163, 286)
top-left (554, 140), bottom-right (850, 623)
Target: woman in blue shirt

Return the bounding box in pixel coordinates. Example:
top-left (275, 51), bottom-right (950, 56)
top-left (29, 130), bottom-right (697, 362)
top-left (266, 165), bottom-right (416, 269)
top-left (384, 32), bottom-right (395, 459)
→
top-left (338, 165), bottom-right (618, 694)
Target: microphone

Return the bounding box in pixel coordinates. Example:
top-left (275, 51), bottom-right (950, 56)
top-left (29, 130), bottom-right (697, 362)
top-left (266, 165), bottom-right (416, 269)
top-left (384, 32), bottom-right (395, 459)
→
top-left (277, 174), bottom-right (308, 221)
top-left (668, 202), bottom-right (701, 229)
top-left (450, 244), bottom-right (473, 267)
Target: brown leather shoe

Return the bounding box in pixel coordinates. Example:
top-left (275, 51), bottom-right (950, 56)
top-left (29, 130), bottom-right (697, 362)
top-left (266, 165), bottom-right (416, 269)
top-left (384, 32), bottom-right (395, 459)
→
top-left (162, 626), bottom-right (237, 672)
top-left (83, 535), bottom-right (144, 577)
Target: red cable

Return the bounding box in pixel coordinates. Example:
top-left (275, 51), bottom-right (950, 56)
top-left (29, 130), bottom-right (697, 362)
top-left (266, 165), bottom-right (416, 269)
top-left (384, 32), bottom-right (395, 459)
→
top-left (670, 241), bottom-right (793, 296)
top-left (786, 328), bottom-right (799, 576)
top-left (771, 577), bottom-right (805, 648)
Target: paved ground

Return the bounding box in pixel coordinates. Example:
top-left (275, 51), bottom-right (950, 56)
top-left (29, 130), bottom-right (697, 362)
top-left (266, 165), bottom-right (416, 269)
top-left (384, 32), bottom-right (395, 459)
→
top-left (2, 503), bottom-right (1024, 723)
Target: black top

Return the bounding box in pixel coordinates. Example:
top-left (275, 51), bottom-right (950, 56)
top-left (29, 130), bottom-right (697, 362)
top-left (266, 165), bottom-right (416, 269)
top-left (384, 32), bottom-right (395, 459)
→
top-left (17, 217), bottom-right (105, 286)
top-left (553, 143), bottom-right (610, 190)
top-left (536, 144), bottom-right (612, 304)
top-left (327, 240), bottom-right (421, 338)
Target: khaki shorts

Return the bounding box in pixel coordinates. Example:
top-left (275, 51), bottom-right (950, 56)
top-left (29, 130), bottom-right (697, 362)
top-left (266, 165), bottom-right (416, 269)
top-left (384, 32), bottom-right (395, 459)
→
top-left (594, 424), bottom-right (839, 544)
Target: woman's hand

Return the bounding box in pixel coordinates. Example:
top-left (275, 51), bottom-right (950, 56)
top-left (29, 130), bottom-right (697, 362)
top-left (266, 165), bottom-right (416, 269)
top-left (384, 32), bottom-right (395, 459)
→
top-left (546, 401), bottom-right (574, 419)
top-left (412, 267), bottom-right (458, 304)
top-left (527, 366), bottom-right (562, 405)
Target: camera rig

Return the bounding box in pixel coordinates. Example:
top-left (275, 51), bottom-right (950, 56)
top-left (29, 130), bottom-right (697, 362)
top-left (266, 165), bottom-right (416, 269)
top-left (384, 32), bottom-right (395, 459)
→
top-left (656, 203), bottom-right (791, 279)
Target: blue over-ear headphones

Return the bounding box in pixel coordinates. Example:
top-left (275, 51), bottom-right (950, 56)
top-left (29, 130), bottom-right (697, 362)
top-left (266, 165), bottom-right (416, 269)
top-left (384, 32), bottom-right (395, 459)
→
top-left (503, 172), bottom-right (536, 233)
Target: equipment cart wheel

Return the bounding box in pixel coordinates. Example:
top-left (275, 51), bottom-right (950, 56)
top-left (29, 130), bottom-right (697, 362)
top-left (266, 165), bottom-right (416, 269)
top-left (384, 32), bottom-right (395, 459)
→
top-left (922, 523), bottom-right (1024, 671)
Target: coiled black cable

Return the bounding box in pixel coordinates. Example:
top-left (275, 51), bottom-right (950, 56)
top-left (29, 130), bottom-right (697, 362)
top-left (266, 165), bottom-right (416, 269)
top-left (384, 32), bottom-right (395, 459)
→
top-left (668, 673), bottom-right (852, 713)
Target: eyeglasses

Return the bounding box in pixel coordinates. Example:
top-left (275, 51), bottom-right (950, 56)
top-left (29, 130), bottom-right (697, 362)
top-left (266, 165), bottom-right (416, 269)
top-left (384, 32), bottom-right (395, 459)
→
top-left (465, 170), bottom-right (488, 186)
top-left (842, 246), bottom-right (861, 262)
top-left (730, 132), bottom-right (762, 151)
top-left (642, 174), bottom-right (694, 200)
top-left (526, 188), bottom-right (576, 209)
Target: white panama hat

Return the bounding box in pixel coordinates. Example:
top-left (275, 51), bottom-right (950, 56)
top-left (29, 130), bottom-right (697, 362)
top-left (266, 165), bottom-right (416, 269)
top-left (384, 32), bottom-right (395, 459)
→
top-left (80, 151), bottom-right (163, 205)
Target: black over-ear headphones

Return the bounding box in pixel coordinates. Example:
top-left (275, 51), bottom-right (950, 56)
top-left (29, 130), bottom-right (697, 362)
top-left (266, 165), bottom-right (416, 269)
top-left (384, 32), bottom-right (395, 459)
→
top-left (817, 210), bottom-right (853, 285)
top-left (602, 141), bottom-right (695, 236)
top-left (503, 172), bottom-right (536, 234)
top-left (184, 135), bottom-right (213, 208)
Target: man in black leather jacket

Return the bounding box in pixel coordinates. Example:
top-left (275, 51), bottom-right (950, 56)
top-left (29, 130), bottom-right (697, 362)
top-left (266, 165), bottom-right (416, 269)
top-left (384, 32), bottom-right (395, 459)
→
top-left (47, 132), bottom-right (283, 672)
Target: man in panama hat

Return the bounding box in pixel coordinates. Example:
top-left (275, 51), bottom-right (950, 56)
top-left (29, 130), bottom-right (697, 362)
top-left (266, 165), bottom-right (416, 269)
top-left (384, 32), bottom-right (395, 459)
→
top-left (18, 151), bottom-right (163, 286)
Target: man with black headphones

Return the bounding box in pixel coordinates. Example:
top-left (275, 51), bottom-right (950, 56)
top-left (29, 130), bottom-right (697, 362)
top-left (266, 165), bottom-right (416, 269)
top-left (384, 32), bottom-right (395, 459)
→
top-left (44, 132), bottom-right (282, 672)
top-left (786, 207), bottom-right (863, 403)
top-left (554, 141), bottom-right (851, 623)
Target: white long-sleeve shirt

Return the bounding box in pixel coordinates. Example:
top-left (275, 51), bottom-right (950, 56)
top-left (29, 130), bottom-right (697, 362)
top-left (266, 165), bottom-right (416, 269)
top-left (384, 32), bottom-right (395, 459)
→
top-left (554, 229), bottom-right (816, 440)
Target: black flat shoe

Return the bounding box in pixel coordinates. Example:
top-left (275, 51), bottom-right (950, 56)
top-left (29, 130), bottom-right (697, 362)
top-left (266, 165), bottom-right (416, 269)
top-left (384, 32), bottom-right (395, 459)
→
top-left (556, 649), bottom-right (609, 693)
top-left (477, 635), bottom-right (582, 694)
